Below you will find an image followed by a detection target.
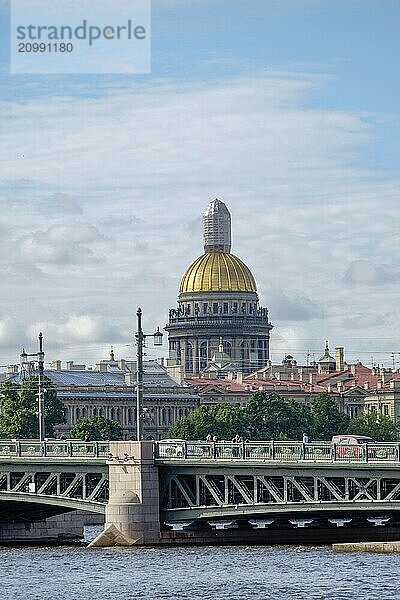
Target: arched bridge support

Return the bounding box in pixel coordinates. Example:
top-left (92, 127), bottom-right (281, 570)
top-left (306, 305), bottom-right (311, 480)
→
top-left (89, 442), bottom-right (160, 547)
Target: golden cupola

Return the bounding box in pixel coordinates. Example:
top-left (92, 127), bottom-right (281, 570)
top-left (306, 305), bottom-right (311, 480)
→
top-left (179, 199), bottom-right (257, 294)
top-left (180, 252), bottom-right (256, 293)
top-left (166, 198), bottom-right (272, 377)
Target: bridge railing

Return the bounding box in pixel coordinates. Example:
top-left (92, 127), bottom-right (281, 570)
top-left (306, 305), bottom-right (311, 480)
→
top-left (156, 440), bottom-right (400, 463)
top-left (0, 439), bottom-right (110, 458)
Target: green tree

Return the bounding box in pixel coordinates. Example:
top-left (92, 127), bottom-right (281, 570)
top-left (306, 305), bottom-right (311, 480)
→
top-left (244, 392), bottom-right (312, 440)
top-left (70, 416), bottom-right (122, 441)
top-left (311, 392), bottom-right (349, 440)
top-left (167, 403), bottom-right (246, 440)
top-left (0, 376), bottom-right (65, 438)
top-left (211, 403), bottom-right (247, 439)
top-left (168, 405), bottom-right (220, 440)
top-left (347, 412), bottom-right (399, 442)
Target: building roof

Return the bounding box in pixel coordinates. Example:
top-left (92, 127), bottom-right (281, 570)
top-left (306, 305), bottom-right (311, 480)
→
top-left (7, 360), bottom-right (186, 390)
top-left (179, 252), bottom-right (257, 293)
top-left (57, 391), bottom-right (198, 400)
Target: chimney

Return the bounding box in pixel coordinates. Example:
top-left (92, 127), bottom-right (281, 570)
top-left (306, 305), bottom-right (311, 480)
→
top-left (335, 347), bottom-right (344, 372)
top-left (125, 372), bottom-right (135, 385)
top-left (364, 381), bottom-right (369, 390)
top-left (66, 361), bottom-right (73, 370)
top-left (51, 360), bottom-right (62, 371)
top-left (327, 384), bottom-right (332, 393)
top-left (118, 359), bottom-right (126, 371)
top-left (126, 361), bottom-right (137, 374)
top-left (309, 373), bottom-right (315, 384)
top-left (381, 371), bottom-right (393, 385)
top-left (337, 381), bottom-right (343, 392)
top-left (236, 372), bottom-right (243, 384)
top-left (377, 380), bottom-right (383, 390)
top-left (7, 364), bottom-right (19, 375)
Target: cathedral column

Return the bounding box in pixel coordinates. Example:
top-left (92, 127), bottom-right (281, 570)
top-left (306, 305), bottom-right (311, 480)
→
top-left (192, 338), bottom-right (199, 375)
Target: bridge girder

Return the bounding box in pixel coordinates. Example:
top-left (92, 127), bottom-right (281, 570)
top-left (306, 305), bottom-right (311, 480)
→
top-left (0, 492), bottom-right (105, 515)
top-left (0, 463), bottom-right (108, 518)
top-left (160, 464), bottom-right (400, 522)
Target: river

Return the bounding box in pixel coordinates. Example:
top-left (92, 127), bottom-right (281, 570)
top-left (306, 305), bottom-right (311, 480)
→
top-left (2, 532), bottom-right (400, 600)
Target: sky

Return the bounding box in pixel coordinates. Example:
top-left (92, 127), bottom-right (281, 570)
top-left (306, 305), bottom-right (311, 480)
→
top-left (0, 0), bottom-right (399, 369)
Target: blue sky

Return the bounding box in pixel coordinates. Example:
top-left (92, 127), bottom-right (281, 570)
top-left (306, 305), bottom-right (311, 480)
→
top-left (0, 0), bottom-right (399, 368)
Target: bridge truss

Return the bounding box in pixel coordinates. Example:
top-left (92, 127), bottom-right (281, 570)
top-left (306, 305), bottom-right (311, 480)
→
top-left (160, 464), bottom-right (400, 521)
top-left (0, 462), bottom-right (108, 514)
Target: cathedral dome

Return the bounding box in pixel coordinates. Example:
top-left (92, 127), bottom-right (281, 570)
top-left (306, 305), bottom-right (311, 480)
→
top-left (179, 252), bottom-right (257, 293)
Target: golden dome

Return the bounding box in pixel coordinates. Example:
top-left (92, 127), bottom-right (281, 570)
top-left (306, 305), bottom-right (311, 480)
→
top-left (179, 252), bottom-right (257, 294)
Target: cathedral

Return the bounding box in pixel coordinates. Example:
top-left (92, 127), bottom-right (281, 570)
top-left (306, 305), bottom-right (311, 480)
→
top-left (166, 199), bottom-right (273, 376)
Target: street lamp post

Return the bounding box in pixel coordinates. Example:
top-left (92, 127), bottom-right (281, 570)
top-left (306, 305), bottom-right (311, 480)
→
top-left (20, 332), bottom-right (46, 442)
top-left (37, 333), bottom-right (45, 442)
top-left (135, 308), bottom-right (163, 441)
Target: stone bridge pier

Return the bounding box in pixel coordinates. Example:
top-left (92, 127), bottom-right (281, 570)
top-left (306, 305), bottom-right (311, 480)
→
top-left (90, 441), bottom-right (160, 547)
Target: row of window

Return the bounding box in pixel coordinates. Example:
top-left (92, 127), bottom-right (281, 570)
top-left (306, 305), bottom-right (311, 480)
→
top-left (183, 339), bottom-right (269, 372)
top-left (68, 405), bottom-right (191, 427)
top-left (184, 301), bottom-right (257, 315)
top-left (367, 404), bottom-right (390, 416)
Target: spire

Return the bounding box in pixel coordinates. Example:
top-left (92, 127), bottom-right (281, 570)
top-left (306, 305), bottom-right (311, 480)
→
top-left (218, 336), bottom-right (224, 353)
top-left (203, 198), bottom-right (231, 253)
top-left (110, 345), bottom-right (115, 361)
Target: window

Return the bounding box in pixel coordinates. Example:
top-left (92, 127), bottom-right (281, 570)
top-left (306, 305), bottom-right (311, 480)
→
top-left (223, 302), bottom-right (228, 313)
top-left (203, 302), bottom-right (208, 314)
top-left (200, 341), bottom-right (208, 370)
top-left (223, 341), bottom-right (232, 357)
top-left (232, 302), bottom-right (238, 313)
top-left (213, 302), bottom-right (219, 314)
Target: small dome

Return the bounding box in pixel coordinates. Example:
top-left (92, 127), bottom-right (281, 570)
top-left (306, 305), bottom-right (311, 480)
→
top-left (179, 252), bottom-right (257, 293)
top-left (319, 340), bottom-right (336, 363)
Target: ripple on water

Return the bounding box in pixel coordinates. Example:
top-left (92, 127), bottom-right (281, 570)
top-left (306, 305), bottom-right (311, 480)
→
top-left (1, 545), bottom-right (400, 600)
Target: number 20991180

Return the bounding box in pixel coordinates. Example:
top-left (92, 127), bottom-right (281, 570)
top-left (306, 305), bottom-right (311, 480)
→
top-left (18, 43), bottom-right (73, 52)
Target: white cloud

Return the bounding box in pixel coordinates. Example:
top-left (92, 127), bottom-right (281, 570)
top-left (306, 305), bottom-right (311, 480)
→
top-left (0, 70), bottom-right (399, 366)
top-left (27, 314), bottom-right (125, 346)
top-left (343, 260), bottom-right (400, 287)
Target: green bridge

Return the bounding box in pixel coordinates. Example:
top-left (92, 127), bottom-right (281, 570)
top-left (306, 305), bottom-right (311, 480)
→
top-left (2, 439), bottom-right (400, 545)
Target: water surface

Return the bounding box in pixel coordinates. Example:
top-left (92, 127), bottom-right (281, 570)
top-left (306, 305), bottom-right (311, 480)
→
top-left (1, 542), bottom-right (399, 599)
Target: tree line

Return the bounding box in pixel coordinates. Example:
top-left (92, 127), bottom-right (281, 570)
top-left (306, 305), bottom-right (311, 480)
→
top-left (0, 379), bottom-right (397, 442)
top-left (168, 391), bottom-right (399, 442)
top-left (0, 377), bottom-right (122, 440)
